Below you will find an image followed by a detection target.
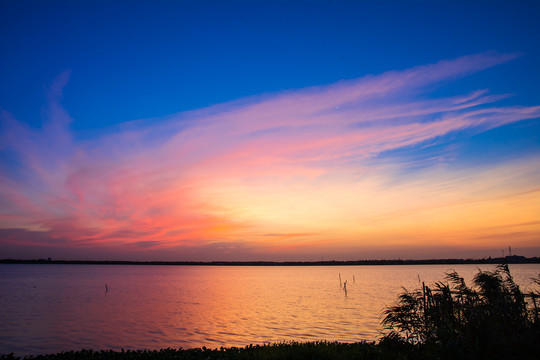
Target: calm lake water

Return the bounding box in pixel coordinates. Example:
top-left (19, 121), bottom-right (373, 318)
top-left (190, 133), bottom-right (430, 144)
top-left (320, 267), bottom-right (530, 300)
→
top-left (0, 263), bottom-right (539, 356)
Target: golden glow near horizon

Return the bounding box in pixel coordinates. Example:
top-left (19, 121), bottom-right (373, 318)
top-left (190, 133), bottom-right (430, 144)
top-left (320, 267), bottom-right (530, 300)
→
top-left (201, 156), bottom-right (540, 251)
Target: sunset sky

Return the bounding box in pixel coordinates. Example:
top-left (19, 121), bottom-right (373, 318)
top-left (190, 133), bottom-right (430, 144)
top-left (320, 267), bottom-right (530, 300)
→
top-left (1, 1), bottom-right (539, 261)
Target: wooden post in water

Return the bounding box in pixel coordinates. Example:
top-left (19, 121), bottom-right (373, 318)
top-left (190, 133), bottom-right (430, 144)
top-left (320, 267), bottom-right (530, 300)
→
top-left (343, 280), bottom-right (347, 296)
top-left (339, 273), bottom-right (342, 288)
top-left (105, 283), bottom-right (108, 293)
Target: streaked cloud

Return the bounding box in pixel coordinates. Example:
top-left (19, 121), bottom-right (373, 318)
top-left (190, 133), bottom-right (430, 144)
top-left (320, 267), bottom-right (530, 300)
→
top-left (1, 52), bottom-right (539, 260)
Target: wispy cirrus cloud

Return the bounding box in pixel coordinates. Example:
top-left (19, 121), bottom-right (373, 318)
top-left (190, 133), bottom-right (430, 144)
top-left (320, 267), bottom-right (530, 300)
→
top-left (1, 52), bottom-right (539, 260)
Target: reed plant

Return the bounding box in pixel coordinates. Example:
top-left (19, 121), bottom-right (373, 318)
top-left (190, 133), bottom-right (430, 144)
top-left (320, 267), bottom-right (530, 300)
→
top-left (381, 263), bottom-right (540, 359)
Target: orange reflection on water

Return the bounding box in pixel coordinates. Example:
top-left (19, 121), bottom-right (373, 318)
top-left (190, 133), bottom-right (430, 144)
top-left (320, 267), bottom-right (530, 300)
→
top-left (1, 264), bottom-right (539, 356)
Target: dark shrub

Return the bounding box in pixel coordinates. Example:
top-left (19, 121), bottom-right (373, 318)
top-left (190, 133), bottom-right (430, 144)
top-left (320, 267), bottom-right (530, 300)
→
top-left (381, 264), bottom-right (540, 359)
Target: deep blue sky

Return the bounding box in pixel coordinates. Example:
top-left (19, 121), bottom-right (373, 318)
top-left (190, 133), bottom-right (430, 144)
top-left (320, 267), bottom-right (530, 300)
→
top-left (1, 1), bottom-right (539, 131)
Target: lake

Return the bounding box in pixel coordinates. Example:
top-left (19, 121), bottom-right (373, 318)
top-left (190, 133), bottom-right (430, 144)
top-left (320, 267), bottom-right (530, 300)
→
top-left (0, 263), bottom-right (538, 356)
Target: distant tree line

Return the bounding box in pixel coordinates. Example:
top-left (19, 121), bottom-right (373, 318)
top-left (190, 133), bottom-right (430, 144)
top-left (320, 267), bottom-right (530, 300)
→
top-left (1, 255), bottom-right (538, 266)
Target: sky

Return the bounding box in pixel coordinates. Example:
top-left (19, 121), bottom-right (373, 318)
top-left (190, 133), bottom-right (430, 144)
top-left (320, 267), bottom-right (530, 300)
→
top-left (0, 0), bottom-right (539, 261)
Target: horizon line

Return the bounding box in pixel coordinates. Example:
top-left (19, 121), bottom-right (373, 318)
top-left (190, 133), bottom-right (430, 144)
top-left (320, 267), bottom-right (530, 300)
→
top-left (1, 255), bottom-right (538, 266)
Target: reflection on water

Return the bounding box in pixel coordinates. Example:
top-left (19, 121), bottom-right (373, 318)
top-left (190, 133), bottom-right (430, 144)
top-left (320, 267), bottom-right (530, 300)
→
top-left (0, 264), bottom-right (538, 355)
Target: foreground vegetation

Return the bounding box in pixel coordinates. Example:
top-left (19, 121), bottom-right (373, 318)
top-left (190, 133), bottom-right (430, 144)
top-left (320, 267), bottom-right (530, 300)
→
top-left (0, 342), bottom-right (412, 360)
top-left (381, 263), bottom-right (540, 359)
top-left (2, 264), bottom-right (538, 360)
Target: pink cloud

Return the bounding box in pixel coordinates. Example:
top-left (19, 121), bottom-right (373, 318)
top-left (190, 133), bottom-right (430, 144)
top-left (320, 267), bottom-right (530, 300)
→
top-left (1, 53), bottom-right (539, 260)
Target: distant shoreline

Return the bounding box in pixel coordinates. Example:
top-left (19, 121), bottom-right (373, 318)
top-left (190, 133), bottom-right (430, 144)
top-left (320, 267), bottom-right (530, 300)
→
top-left (1, 255), bottom-right (538, 266)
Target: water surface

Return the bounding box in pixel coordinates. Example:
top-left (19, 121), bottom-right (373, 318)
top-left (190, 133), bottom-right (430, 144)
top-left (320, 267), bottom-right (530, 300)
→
top-left (0, 263), bottom-right (538, 356)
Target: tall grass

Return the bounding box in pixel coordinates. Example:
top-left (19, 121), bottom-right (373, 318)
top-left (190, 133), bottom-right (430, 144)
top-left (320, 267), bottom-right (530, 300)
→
top-left (381, 263), bottom-right (540, 359)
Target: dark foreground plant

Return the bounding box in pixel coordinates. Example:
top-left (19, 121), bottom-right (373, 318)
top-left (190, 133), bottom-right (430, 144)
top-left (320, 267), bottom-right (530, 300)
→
top-left (381, 263), bottom-right (540, 359)
top-left (0, 341), bottom-right (419, 360)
